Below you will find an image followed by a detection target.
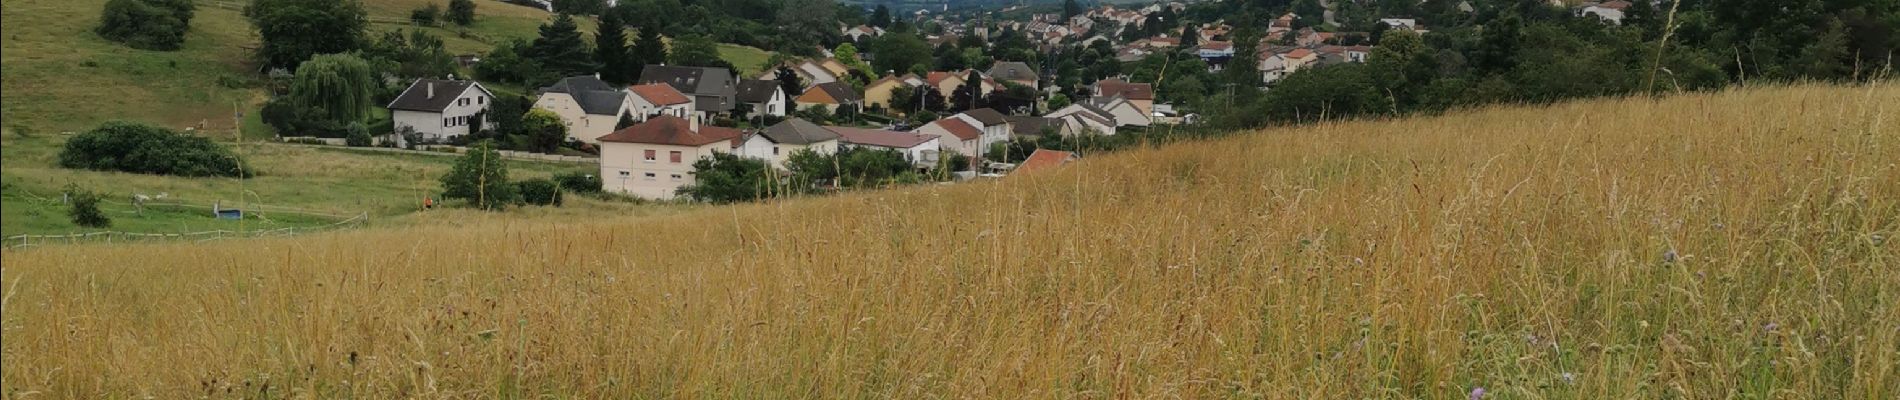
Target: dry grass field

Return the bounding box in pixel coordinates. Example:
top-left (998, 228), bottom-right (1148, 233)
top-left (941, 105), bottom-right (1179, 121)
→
top-left (3, 84), bottom-right (1896, 398)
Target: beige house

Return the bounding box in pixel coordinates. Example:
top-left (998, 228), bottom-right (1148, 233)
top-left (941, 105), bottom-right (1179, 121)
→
top-left (793, 82), bottom-right (864, 113)
top-left (863, 74), bottom-right (923, 110)
top-left (533, 76), bottom-right (632, 144)
top-left (595, 115), bottom-right (745, 200)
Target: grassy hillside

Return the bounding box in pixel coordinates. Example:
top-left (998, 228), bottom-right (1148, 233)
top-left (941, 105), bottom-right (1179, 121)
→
top-left (4, 84), bottom-right (1895, 398)
top-left (0, 0), bottom-right (771, 134)
top-left (0, 0), bottom-right (260, 134)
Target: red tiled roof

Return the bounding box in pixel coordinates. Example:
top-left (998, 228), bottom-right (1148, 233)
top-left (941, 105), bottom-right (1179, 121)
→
top-left (932, 118), bottom-right (983, 141)
top-left (1202, 41), bottom-right (1233, 51)
top-left (1285, 48), bottom-right (1314, 59)
top-left (1095, 79), bottom-right (1154, 101)
top-left (1016, 149), bottom-right (1076, 173)
top-left (627, 83), bottom-right (692, 106)
top-left (926, 71), bottom-right (957, 86)
top-left (597, 115), bottom-right (740, 146)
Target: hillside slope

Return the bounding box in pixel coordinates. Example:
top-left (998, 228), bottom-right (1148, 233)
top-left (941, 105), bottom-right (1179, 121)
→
top-left (3, 85), bottom-right (1897, 398)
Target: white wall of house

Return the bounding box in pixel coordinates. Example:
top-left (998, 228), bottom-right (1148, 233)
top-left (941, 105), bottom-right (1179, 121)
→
top-left (535, 93), bottom-right (629, 144)
top-left (916, 123), bottom-right (982, 158)
top-left (758, 89), bottom-right (789, 117)
top-left (597, 141), bottom-right (728, 200)
top-left (1581, 6), bottom-right (1624, 24)
top-left (631, 98), bottom-right (695, 122)
top-left (1100, 101), bottom-right (1151, 127)
top-left (393, 86), bottom-right (491, 140)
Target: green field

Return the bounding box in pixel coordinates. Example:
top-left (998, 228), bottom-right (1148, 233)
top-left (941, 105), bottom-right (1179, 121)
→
top-left (0, 130), bottom-right (682, 238)
top-left (718, 43), bottom-right (775, 76)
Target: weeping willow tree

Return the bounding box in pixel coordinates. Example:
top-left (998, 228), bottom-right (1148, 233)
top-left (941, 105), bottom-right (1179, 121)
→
top-left (288, 53), bottom-right (376, 124)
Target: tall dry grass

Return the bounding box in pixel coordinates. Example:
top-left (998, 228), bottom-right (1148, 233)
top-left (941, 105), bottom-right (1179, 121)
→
top-left (3, 84), bottom-right (1896, 399)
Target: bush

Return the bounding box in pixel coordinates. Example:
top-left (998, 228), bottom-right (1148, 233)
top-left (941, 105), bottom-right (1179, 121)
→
top-left (447, 0), bottom-right (475, 26)
top-left (66, 186), bottom-right (112, 228)
top-left (345, 122), bottom-right (372, 146)
top-left (410, 3), bottom-right (440, 26)
top-left (439, 140), bottom-right (516, 209)
top-left (96, 0), bottom-right (194, 51)
top-left (59, 121), bottom-right (250, 178)
top-left (515, 178), bottom-right (563, 206)
top-left (553, 171), bottom-right (602, 193)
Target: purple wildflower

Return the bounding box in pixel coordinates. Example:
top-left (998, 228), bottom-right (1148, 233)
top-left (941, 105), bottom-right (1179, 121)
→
top-left (1469, 387), bottom-right (1485, 400)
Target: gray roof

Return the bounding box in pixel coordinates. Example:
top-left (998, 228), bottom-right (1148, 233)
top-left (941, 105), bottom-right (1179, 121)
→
top-left (1004, 115), bottom-right (1057, 136)
top-left (640, 65), bottom-right (736, 112)
top-left (962, 108), bottom-right (1008, 126)
top-left (986, 61), bottom-right (1039, 83)
top-left (387, 79), bottom-right (489, 112)
top-left (734, 80), bottom-right (781, 103)
top-left (760, 118), bottom-right (841, 145)
top-left (806, 82), bottom-right (863, 103)
top-left (539, 76), bottom-right (626, 116)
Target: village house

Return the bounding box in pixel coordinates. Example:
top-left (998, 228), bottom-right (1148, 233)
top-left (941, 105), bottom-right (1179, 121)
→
top-left (757, 59), bottom-right (840, 88)
top-left (794, 82), bottom-right (864, 113)
top-left (954, 108), bottom-right (1013, 144)
top-left (842, 25), bottom-right (885, 42)
top-left (986, 61), bottom-right (1040, 89)
top-left (1045, 103), bottom-right (1119, 136)
top-left (1092, 78), bottom-right (1155, 117)
top-left (1004, 115), bottom-right (1060, 139)
top-left (863, 74), bottom-right (924, 111)
top-left (734, 118), bottom-right (841, 168)
top-left (914, 117), bottom-right (987, 159)
top-left (1579, 1), bottom-right (1632, 24)
top-left (828, 126), bottom-right (941, 168)
top-left (733, 79), bottom-right (788, 119)
top-left (387, 78), bottom-right (494, 141)
top-left (625, 83), bottom-right (696, 122)
top-left (1198, 41), bottom-right (1236, 62)
top-left (595, 115), bottom-right (744, 199)
top-left (639, 65), bottom-right (736, 116)
top-left (533, 75), bottom-right (633, 144)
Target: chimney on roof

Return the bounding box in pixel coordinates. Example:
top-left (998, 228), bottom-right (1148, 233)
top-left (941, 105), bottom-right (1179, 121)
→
top-left (689, 114), bottom-right (700, 131)
top-left (427, 82), bottom-right (435, 99)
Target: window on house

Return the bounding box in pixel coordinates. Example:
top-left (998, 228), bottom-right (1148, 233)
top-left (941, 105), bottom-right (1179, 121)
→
top-left (644, 150), bottom-right (656, 161)
top-left (772, 146), bottom-right (780, 155)
top-left (644, 172), bottom-right (656, 180)
top-left (670, 174), bottom-right (682, 181)
top-left (443, 118), bottom-right (449, 127)
top-left (669, 151), bottom-right (682, 163)
top-left (478, 97), bottom-right (484, 105)
top-left (618, 171), bottom-right (630, 177)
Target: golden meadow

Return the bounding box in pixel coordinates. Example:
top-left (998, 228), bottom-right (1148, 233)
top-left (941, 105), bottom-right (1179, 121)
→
top-left (2, 84), bottom-right (1895, 398)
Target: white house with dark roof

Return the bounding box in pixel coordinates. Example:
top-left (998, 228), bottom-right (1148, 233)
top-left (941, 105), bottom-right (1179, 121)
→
top-left (387, 78), bottom-right (494, 141)
top-left (533, 76), bottom-right (633, 144)
top-left (734, 118), bottom-right (841, 169)
top-left (734, 79), bottom-right (789, 118)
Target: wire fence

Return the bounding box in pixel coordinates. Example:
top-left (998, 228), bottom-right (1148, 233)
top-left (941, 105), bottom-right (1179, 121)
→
top-left (4, 213), bottom-right (369, 250)
top-left (2, 191), bottom-right (371, 250)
